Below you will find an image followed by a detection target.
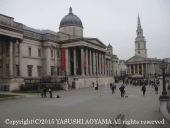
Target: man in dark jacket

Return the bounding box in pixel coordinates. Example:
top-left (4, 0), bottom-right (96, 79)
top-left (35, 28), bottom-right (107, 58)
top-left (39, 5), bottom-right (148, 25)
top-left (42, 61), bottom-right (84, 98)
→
top-left (119, 85), bottom-right (125, 97)
top-left (112, 84), bottom-right (115, 94)
top-left (141, 85), bottom-right (146, 96)
top-left (44, 87), bottom-right (47, 98)
top-left (155, 85), bottom-right (158, 94)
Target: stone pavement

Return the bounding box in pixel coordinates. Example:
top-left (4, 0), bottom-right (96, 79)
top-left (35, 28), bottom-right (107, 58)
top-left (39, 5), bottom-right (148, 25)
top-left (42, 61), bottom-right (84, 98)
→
top-left (0, 81), bottom-right (166, 128)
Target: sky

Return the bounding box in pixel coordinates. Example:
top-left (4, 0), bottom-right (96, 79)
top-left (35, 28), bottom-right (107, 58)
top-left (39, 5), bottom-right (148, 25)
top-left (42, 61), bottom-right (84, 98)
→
top-left (0, 0), bottom-right (170, 60)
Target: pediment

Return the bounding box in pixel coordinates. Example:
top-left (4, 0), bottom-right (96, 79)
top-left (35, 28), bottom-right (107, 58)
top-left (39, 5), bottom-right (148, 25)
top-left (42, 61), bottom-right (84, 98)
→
top-left (126, 56), bottom-right (146, 63)
top-left (84, 38), bottom-right (106, 47)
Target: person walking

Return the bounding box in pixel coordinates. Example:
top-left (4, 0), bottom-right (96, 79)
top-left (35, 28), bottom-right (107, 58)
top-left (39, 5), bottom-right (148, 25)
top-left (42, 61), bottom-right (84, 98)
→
top-left (49, 88), bottom-right (52, 98)
top-left (141, 85), bottom-right (146, 96)
top-left (110, 83), bottom-right (112, 90)
top-left (41, 88), bottom-right (44, 98)
top-left (119, 85), bottom-right (125, 97)
top-left (112, 84), bottom-right (115, 94)
top-left (155, 85), bottom-right (158, 94)
top-left (44, 87), bottom-right (47, 98)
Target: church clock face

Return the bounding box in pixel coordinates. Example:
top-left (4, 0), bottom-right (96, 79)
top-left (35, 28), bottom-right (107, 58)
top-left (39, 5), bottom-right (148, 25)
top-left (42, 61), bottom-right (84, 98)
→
top-left (137, 37), bottom-right (140, 40)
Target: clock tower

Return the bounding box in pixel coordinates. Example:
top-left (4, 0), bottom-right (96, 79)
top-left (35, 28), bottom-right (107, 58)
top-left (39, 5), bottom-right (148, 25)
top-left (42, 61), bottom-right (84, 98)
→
top-left (135, 15), bottom-right (147, 58)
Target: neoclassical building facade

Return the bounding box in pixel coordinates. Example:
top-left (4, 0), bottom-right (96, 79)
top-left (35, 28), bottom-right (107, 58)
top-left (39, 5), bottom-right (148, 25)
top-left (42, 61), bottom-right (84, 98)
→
top-left (0, 7), bottom-right (117, 91)
top-left (125, 15), bottom-right (164, 78)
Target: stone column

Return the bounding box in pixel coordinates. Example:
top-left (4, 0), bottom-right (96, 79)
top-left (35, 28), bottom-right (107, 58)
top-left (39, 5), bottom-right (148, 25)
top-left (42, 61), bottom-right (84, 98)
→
top-left (81, 47), bottom-right (84, 75)
top-left (89, 49), bottom-right (92, 75)
top-left (73, 47), bottom-right (77, 76)
top-left (99, 52), bottom-right (101, 75)
top-left (148, 64), bottom-right (150, 76)
top-left (146, 63), bottom-right (147, 75)
top-left (19, 40), bottom-right (23, 76)
top-left (137, 64), bottom-right (139, 75)
top-left (133, 64), bottom-right (135, 74)
top-left (86, 48), bottom-right (89, 76)
top-left (46, 47), bottom-right (51, 76)
top-left (101, 53), bottom-right (103, 75)
top-left (65, 48), bottom-right (70, 76)
top-left (9, 39), bottom-right (13, 77)
top-left (96, 52), bottom-right (98, 75)
top-left (104, 54), bottom-right (106, 75)
top-left (109, 60), bottom-right (111, 76)
top-left (153, 63), bottom-right (155, 75)
top-left (93, 51), bottom-right (96, 75)
top-left (130, 64), bottom-right (131, 74)
top-left (142, 64), bottom-right (143, 76)
top-left (54, 47), bottom-right (58, 75)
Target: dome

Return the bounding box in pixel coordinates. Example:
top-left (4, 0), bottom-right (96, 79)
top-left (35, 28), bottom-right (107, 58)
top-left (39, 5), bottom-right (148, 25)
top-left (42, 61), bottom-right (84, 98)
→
top-left (59, 7), bottom-right (83, 28)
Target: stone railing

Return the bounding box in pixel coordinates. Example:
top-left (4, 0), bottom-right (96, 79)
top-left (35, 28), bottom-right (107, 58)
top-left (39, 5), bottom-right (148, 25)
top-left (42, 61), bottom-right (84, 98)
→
top-left (159, 101), bottom-right (170, 128)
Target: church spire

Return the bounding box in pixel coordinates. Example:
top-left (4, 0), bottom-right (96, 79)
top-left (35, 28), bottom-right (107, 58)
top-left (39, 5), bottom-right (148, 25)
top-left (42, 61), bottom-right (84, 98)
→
top-left (69, 7), bottom-right (72, 13)
top-left (137, 14), bottom-right (142, 29)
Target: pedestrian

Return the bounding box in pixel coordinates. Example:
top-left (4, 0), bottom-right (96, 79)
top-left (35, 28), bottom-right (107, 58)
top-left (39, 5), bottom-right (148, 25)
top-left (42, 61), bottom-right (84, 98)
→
top-left (92, 82), bottom-right (94, 87)
top-left (141, 85), bottom-right (146, 96)
top-left (110, 83), bottom-right (112, 90)
top-left (119, 84), bottom-right (125, 97)
top-left (112, 84), bottom-right (115, 94)
top-left (41, 88), bottom-right (44, 98)
top-left (167, 84), bottom-right (170, 93)
top-left (49, 88), bottom-right (52, 98)
top-left (105, 82), bottom-right (107, 90)
top-left (155, 85), bottom-right (158, 94)
top-left (44, 87), bottom-right (46, 98)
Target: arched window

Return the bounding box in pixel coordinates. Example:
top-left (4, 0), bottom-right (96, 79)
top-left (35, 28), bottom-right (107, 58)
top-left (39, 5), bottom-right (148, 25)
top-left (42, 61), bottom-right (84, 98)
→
top-left (138, 43), bottom-right (140, 48)
top-left (138, 51), bottom-right (140, 54)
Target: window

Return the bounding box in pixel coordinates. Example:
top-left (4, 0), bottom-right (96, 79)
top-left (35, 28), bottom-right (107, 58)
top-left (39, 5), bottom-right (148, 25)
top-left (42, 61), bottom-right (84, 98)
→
top-left (57, 68), bottom-right (60, 75)
top-left (27, 66), bottom-right (33, 76)
top-left (51, 50), bottom-right (53, 57)
top-left (38, 49), bottom-right (41, 57)
top-left (29, 47), bottom-right (31, 56)
top-left (144, 44), bottom-right (145, 48)
top-left (138, 43), bottom-right (140, 48)
top-left (51, 67), bottom-right (54, 76)
top-left (37, 66), bottom-right (42, 77)
top-left (138, 51), bottom-right (140, 54)
top-left (138, 32), bottom-right (139, 35)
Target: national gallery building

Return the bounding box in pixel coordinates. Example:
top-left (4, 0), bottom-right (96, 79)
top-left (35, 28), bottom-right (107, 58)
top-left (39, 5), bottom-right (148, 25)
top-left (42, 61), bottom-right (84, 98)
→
top-left (0, 7), bottom-right (118, 91)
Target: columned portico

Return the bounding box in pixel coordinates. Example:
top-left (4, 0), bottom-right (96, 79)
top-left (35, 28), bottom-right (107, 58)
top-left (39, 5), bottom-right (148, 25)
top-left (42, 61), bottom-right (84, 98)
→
top-left (99, 52), bottom-right (101, 75)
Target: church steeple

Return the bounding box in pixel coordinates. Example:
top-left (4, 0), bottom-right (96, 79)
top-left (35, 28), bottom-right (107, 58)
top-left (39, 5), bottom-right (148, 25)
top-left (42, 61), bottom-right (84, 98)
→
top-left (137, 14), bottom-right (142, 29)
top-left (135, 15), bottom-right (147, 58)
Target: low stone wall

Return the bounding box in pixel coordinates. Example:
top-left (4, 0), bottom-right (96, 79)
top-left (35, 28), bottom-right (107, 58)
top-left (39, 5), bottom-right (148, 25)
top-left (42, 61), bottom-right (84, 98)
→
top-left (159, 101), bottom-right (170, 128)
top-left (68, 76), bottom-right (114, 89)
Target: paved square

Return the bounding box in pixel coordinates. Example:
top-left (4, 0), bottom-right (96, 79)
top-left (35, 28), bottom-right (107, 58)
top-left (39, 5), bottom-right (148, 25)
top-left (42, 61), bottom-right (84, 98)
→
top-left (0, 82), bottom-right (164, 128)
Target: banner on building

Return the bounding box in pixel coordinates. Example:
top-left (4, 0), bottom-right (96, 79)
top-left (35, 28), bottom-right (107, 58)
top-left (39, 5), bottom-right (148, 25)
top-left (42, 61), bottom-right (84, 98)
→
top-left (61, 48), bottom-right (65, 70)
top-left (84, 51), bottom-right (86, 67)
top-left (103, 56), bottom-right (105, 69)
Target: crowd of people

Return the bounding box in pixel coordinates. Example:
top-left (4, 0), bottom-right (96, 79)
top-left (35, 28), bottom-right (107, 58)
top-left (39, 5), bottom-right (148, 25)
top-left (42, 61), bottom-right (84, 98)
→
top-left (115, 78), bottom-right (170, 97)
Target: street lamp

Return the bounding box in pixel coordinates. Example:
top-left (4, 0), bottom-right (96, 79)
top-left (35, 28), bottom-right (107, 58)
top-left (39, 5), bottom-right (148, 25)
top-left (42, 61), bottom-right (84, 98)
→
top-left (95, 55), bottom-right (98, 90)
top-left (159, 61), bottom-right (169, 100)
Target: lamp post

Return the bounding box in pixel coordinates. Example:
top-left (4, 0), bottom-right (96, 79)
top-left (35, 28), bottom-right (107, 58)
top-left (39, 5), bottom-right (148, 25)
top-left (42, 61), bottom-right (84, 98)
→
top-left (159, 61), bottom-right (169, 100)
top-left (95, 55), bottom-right (98, 90)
